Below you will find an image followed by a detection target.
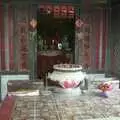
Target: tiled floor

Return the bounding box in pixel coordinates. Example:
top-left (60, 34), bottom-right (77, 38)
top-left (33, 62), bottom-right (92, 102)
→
top-left (9, 81), bottom-right (120, 120)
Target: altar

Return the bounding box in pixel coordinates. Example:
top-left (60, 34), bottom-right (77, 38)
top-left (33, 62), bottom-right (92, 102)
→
top-left (48, 64), bottom-right (87, 89)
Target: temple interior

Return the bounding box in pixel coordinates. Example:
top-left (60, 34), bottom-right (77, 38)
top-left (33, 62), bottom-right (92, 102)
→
top-left (0, 0), bottom-right (120, 120)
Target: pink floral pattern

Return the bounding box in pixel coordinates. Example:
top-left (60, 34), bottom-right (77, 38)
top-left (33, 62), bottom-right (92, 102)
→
top-left (63, 80), bottom-right (79, 88)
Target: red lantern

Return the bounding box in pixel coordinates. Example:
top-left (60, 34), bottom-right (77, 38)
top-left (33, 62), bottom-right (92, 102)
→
top-left (54, 5), bottom-right (60, 17)
top-left (39, 5), bottom-right (45, 13)
top-left (68, 6), bottom-right (74, 18)
top-left (30, 18), bottom-right (37, 29)
top-left (61, 5), bottom-right (67, 17)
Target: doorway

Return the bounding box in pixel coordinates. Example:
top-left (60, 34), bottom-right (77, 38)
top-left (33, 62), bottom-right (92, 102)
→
top-left (37, 13), bottom-right (75, 53)
top-left (37, 5), bottom-right (75, 58)
top-left (36, 4), bottom-right (91, 78)
top-left (36, 4), bottom-right (75, 78)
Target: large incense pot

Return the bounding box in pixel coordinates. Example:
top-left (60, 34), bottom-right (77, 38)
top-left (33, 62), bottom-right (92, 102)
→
top-left (48, 64), bottom-right (86, 88)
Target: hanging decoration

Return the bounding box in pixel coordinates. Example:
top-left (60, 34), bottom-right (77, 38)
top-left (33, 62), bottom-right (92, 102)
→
top-left (30, 18), bottom-right (37, 29)
top-left (53, 5), bottom-right (60, 17)
top-left (75, 18), bottom-right (84, 28)
top-left (39, 4), bottom-right (74, 18)
top-left (39, 5), bottom-right (45, 14)
top-left (68, 6), bottom-right (74, 18)
top-left (61, 5), bottom-right (67, 17)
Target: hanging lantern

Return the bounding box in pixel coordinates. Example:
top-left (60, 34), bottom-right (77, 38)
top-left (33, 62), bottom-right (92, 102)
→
top-left (75, 18), bottom-right (84, 28)
top-left (61, 5), bottom-right (67, 17)
top-left (39, 5), bottom-right (45, 14)
top-left (68, 6), bottom-right (74, 18)
top-left (30, 18), bottom-right (37, 29)
top-left (54, 5), bottom-right (60, 17)
top-left (68, 6), bottom-right (74, 14)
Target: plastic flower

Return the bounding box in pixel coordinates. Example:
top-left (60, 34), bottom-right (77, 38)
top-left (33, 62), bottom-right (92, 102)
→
top-left (98, 82), bottom-right (112, 92)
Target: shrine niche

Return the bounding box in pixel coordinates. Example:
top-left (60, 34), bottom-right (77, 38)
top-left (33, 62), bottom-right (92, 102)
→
top-left (37, 4), bottom-right (91, 69)
top-left (37, 4), bottom-right (75, 78)
top-left (37, 4), bottom-right (75, 55)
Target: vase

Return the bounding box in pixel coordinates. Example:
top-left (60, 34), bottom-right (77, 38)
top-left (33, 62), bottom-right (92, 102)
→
top-left (100, 91), bottom-right (110, 98)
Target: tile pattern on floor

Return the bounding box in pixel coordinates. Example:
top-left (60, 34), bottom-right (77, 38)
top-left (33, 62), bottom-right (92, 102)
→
top-left (11, 82), bottom-right (120, 120)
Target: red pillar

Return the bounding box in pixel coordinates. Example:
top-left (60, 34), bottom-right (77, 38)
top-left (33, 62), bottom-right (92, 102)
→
top-left (95, 11), bottom-right (100, 69)
top-left (102, 9), bottom-right (108, 69)
top-left (8, 0), bottom-right (14, 70)
top-left (0, 4), bottom-right (5, 70)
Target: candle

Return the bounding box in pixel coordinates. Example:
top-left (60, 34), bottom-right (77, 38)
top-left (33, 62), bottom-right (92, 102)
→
top-left (52, 39), bottom-right (55, 44)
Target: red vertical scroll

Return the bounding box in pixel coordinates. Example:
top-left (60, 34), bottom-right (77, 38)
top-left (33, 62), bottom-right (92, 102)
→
top-left (19, 23), bottom-right (28, 71)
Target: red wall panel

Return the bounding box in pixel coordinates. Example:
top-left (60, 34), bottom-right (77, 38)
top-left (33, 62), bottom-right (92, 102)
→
top-left (0, 5), bottom-right (5, 70)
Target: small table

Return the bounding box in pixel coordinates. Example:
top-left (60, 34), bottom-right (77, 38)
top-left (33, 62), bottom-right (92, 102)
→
top-left (37, 52), bottom-right (70, 79)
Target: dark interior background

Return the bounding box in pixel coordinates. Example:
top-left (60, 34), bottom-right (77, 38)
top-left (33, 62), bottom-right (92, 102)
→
top-left (37, 10), bottom-right (75, 50)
